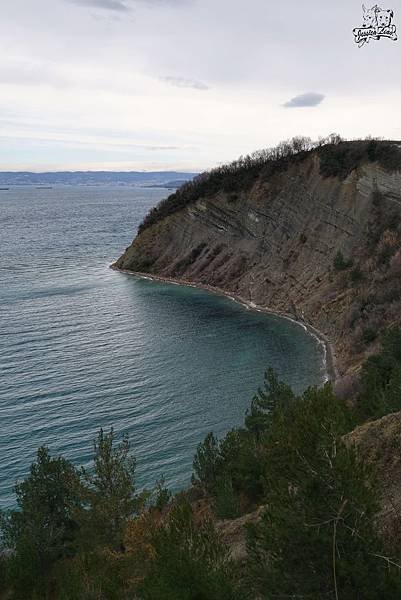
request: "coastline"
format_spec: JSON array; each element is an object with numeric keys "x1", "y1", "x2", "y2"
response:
[{"x1": 110, "y1": 265, "x2": 338, "y2": 384}]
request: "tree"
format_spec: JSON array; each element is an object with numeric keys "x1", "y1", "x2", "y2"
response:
[
  {"x1": 153, "y1": 477, "x2": 172, "y2": 512},
  {"x1": 246, "y1": 385, "x2": 401, "y2": 599},
  {"x1": 0, "y1": 447, "x2": 83, "y2": 596},
  {"x1": 334, "y1": 250, "x2": 353, "y2": 271},
  {"x1": 214, "y1": 474, "x2": 240, "y2": 519},
  {"x1": 357, "y1": 328, "x2": 401, "y2": 420},
  {"x1": 245, "y1": 368, "x2": 295, "y2": 440},
  {"x1": 140, "y1": 501, "x2": 243, "y2": 600},
  {"x1": 192, "y1": 432, "x2": 222, "y2": 493},
  {"x1": 328, "y1": 132, "x2": 343, "y2": 145},
  {"x1": 82, "y1": 428, "x2": 138, "y2": 549}
]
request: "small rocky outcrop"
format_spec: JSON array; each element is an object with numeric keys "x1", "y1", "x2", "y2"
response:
[
  {"x1": 344, "y1": 411, "x2": 401, "y2": 550},
  {"x1": 216, "y1": 506, "x2": 264, "y2": 561}
]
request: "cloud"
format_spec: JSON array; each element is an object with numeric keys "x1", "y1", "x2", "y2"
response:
[
  {"x1": 65, "y1": 0, "x2": 129, "y2": 11},
  {"x1": 65, "y1": 0, "x2": 186, "y2": 10},
  {"x1": 160, "y1": 76, "x2": 209, "y2": 90},
  {"x1": 0, "y1": 61, "x2": 68, "y2": 88},
  {"x1": 148, "y1": 145, "x2": 182, "y2": 150},
  {"x1": 283, "y1": 92, "x2": 325, "y2": 108},
  {"x1": 2, "y1": 0, "x2": 401, "y2": 172},
  {"x1": 135, "y1": 0, "x2": 190, "y2": 5}
]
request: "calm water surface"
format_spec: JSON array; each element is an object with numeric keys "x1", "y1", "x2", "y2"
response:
[{"x1": 0, "y1": 186, "x2": 325, "y2": 508}]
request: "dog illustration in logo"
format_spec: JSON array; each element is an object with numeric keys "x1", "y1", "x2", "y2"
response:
[
  {"x1": 354, "y1": 4, "x2": 397, "y2": 45},
  {"x1": 377, "y1": 8, "x2": 394, "y2": 27},
  {"x1": 362, "y1": 4, "x2": 379, "y2": 27}
]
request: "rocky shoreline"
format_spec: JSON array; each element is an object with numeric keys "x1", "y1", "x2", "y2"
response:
[{"x1": 110, "y1": 264, "x2": 338, "y2": 384}]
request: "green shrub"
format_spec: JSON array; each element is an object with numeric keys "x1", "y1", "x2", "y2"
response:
[
  {"x1": 139, "y1": 501, "x2": 243, "y2": 600},
  {"x1": 0, "y1": 429, "x2": 141, "y2": 598},
  {"x1": 379, "y1": 243, "x2": 395, "y2": 266},
  {"x1": 154, "y1": 477, "x2": 172, "y2": 512},
  {"x1": 0, "y1": 447, "x2": 84, "y2": 597},
  {"x1": 246, "y1": 385, "x2": 401, "y2": 599},
  {"x1": 214, "y1": 475, "x2": 241, "y2": 520},
  {"x1": 372, "y1": 189, "x2": 383, "y2": 206},
  {"x1": 362, "y1": 327, "x2": 377, "y2": 344},
  {"x1": 192, "y1": 432, "x2": 222, "y2": 493},
  {"x1": 80, "y1": 428, "x2": 139, "y2": 550},
  {"x1": 54, "y1": 551, "x2": 126, "y2": 600},
  {"x1": 245, "y1": 368, "x2": 295, "y2": 439},
  {"x1": 351, "y1": 266, "x2": 364, "y2": 283},
  {"x1": 319, "y1": 139, "x2": 401, "y2": 179},
  {"x1": 192, "y1": 369, "x2": 295, "y2": 509},
  {"x1": 334, "y1": 250, "x2": 353, "y2": 271},
  {"x1": 357, "y1": 328, "x2": 401, "y2": 420}
]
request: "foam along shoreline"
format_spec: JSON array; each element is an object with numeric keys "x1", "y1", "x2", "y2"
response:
[{"x1": 110, "y1": 265, "x2": 338, "y2": 384}]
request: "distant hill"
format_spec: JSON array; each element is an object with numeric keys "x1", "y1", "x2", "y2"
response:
[
  {"x1": 142, "y1": 179, "x2": 197, "y2": 189},
  {"x1": 0, "y1": 171, "x2": 198, "y2": 187}
]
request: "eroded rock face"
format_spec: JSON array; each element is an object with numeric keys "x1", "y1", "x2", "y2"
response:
[
  {"x1": 115, "y1": 155, "x2": 401, "y2": 376},
  {"x1": 343, "y1": 412, "x2": 401, "y2": 550},
  {"x1": 216, "y1": 506, "x2": 264, "y2": 562}
]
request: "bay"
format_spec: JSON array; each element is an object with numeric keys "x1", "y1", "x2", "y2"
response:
[{"x1": 0, "y1": 186, "x2": 325, "y2": 508}]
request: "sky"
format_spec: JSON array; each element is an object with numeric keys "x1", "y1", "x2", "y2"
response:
[{"x1": 1, "y1": 0, "x2": 401, "y2": 172}]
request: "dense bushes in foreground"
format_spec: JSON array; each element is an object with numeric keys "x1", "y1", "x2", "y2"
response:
[
  {"x1": 1, "y1": 329, "x2": 401, "y2": 598},
  {"x1": 246, "y1": 386, "x2": 400, "y2": 599},
  {"x1": 138, "y1": 137, "x2": 401, "y2": 234},
  {"x1": 0, "y1": 433, "x2": 242, "y2": 599}
]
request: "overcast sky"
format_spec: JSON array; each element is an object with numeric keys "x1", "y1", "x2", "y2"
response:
[{"x1": 1, "y1": 0, "x2": 401, "y2": 171}]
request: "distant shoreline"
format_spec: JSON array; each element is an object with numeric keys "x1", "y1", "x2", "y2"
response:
[
  {"x1": 0, "y1": 171, "x2": 198, "y2": 188},
  {"x1": 111, "y1": 265, "x2": 338, "y2": 384}
]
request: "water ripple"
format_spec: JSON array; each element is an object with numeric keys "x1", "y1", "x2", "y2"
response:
[{"x1": 0, "y1": 186, "x2": 325, "y2": 508}]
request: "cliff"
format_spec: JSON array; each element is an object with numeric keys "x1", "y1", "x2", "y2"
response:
[{"x1": 114, "y1": 141, "x2": 401, "y2": 379}]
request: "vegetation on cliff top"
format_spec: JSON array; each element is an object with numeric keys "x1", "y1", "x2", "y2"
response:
[
  {"x1": 138, "y1": 136, "x2": 401, "y2": 234},
  {"x1": 1, "y1": 329, "x2": 401, "y2": 598}
]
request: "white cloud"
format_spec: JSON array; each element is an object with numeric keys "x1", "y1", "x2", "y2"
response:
[{"x1": 160, "y1": 76, "x2": 209, "y2": 90}]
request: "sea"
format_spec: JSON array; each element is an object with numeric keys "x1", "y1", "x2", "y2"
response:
[{"x1": 0, "y1": 186, "x2": 326, "y2": 508}]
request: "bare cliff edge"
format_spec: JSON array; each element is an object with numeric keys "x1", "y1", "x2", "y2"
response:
[{"x1": 114, "y1": 144, "x2": 401, "y2": 380}]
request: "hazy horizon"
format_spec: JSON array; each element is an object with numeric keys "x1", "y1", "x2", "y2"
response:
[{"x1": 0, "y1": 168, "x2": 198, "y2": 174}]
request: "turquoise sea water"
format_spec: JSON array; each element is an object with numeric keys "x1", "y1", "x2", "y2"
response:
[{"x1": 0, "y1": 186, "x2": 326, "y2": 508}]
